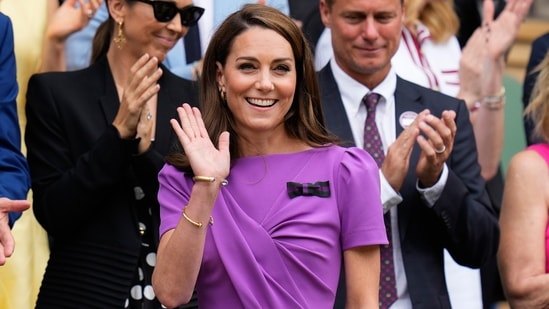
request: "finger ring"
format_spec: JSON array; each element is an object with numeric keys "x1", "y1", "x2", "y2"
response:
[
  {"x1": 435, "y1": 145, "x2": 446, "y2": 154},
  {"x1": 86, "y1": 9, "x2": 94, "y2": 18},
  {"x1": 146, "y1": 112, "x2": 152, "y2": 121}
]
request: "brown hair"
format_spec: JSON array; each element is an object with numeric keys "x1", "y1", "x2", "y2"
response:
[
  {"x1": 91, "y1": 18, "x2": 114, "y2": 63},
  {"x1": 166, "y1": 4, "x2": 337, "y2": 171},
  {"x1": 525, "y1": 52, "x2": 549, "y2": 142},
  {"x1": 91, "y1": 0, "x2": 137, "y2": 63},
  {"x1": 404, "y1": 0, "x2": 459, "y2": 43}
]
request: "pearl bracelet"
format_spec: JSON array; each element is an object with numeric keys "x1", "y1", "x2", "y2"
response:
[
  {"x1": 470, "y1": 87, "x2": 506, "y2": 112},
  {"x1": 481, "y1": 87, "x2": 506, "y2": 111}
]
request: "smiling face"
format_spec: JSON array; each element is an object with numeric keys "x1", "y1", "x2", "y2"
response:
[
  {"x1": 114, "y1": 0, "x2": 192, "y2": 62},
  {"x1": 321, "y1": 0, "x2": 404, "y2": 88},
  {"x1": 216, "y1": 26, "x2": 297, "y2": 138}
]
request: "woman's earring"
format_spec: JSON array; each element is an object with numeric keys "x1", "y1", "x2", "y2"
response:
[
  {"x1": 219, "y1": 87, "x2": 226, "y2": 101},
  {"x1": 113, "y1": 20, "x2": 126, "y2": 49}
]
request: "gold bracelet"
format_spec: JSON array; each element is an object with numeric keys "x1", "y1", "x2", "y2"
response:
[
  {"x1": 182, "y1": 208, "x2": 214, "y2": 228},
  {"x1": 192, "y1": 175, "x2": 229, "y2": 186}
]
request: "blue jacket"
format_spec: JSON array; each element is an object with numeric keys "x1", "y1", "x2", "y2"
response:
[{"x1": 0, "y1": 13, "x2": 31, "y2": 227}]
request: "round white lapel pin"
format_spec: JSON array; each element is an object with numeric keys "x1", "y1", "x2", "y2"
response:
[{"x1": 399, "y1": 111, "x2": 418, "y2": 129}]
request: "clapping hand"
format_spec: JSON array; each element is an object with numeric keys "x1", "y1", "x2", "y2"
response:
[
  {"x1": 415, "y1": 110, "x2": 456, "y2": 187},
  {"x1": 382, "y1": 110, "x2": 427, "y2": 191},
  {"x1": 113, "y1": 54, "x2": 162, "y2": 154}
]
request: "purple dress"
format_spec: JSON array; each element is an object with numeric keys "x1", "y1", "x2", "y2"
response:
[{"x1": 158, "y1": 145, "x2": 388, "y2": 308}]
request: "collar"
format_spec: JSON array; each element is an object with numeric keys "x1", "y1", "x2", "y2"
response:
[{"x1": 329, "y1": 58, "x2": 397, "y2": 114}]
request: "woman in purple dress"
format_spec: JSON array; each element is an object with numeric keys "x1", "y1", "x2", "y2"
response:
[{"x1": 152, "y1": 4, "x2": 387, "y2": 308}]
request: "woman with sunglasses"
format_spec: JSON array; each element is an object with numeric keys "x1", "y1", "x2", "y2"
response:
[
  {"x1": 41, "y1": 0, "x2": 289, "y2": 79},
  {"x1": 152, "y1": 4, "x2": 387, "y2": 308},
  {"x1": 25, "y1": 0, "x2": 203, "y2": 308}
]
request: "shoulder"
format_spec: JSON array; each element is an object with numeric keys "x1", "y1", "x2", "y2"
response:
[
  {"x1": 26, "y1": 63, "x2": 107, "y2": 113},
  {"x1": 28, "y1": 66, "x2": 100, "y2": 99},
  {"x1": 316, "y1": 65, "x2": 339, "y2": 95},
  {"x1": 0, "y1": 12, "x2": 11, "y2": 29},
  {"x1": 508, "y1": 148, "x2": 549, "y2": 181},
  {"x1": 35, "y1": 57, "x2": 113, "y2": 88},
  {"x1": 397, "y1": 76, "x2": 462, "y2": 106},
  {"x1": 532, "y1": 32, "x2": 549, "y2": 49},
  {"x1": 160, "y1": 66, "x2": 199, "y2": 102},
  {"x1": 161, "y1": 65, "x2": 195, "y2": 87},
  {"x1": 158, "y1": 163, "x2": 186, "y2": 184},
  {"x1": 317, "y1": 64, "x2": 332, "y2": 80},
  {"x1": 320, "y1": 145, "x2": 378, "y2": 174},
  {"x1": 0, "y1": 14, "x2": 13, "y2": 53},
  {"x1": 506, "y1": 148, "x2": 549, "y2": 205}
]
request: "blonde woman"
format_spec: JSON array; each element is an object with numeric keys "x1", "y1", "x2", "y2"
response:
[{"x1": 498, "y1": 50, "x2": 549, "y2": 309}]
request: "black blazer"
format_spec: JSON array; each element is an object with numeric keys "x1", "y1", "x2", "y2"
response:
[
  {"x1": 25, "y1": 57, "x2": 198, "y2": 308},
  {"x1": 318, "y1": 65, "x2": 499, "y2": 309}
]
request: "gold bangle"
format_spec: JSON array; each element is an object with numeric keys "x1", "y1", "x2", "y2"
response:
[
  {"x1": 192, "y1": 175, "x2": 229, "y2": 186},
  {"x1": 182, "y1": 208, "x2": 214, "y2": 228}
]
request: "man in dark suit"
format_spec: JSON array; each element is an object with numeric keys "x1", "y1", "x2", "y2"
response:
[
  {"x1": 317, "y1": 0, "x2": 499, "y2": 308},
  {"x1": 0, "y1": 12, "x2": 31, "y2": 266}
]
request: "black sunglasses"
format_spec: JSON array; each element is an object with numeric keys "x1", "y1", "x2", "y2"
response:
[{"x1": 133, "y1": 0, "x2": 205, "y2": 27}]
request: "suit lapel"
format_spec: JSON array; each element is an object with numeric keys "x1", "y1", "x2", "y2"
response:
[
  {"x1": 318, "y1": 65, "x2": 356, "y2": 147},
  {"x1": 394, "y1": 77, "x2": 428, "y2": 241},
  {"x1": 97, "y1": 58, "x2": 121, "y2": 127},
  {"x1": 154, "y1": 67, "x2": 183, "y2": 155}
]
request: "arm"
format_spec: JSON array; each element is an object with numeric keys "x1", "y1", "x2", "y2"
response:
[
  {"x1": 153, "y1": 178, "x2": 220, "y2": 308},
  {"x1": 498, "y1": 150, "x2": 549, "y2": 308},
  {"x1": 40, "y1": 0, "x2": 103, "y2": 72},
  {"x1": 0, "y1": 13, "x2": 31, "y2": 265},
  {"x1": 459, "y1": 26, "x2": 505, "y2": 181},
  {"x1": 153, "y1": 104, "x2": 231, "y2": 308},
  {"x1": 343, "y1": 245, "x2": 380, "y2": 308},
  {"x1": 458, "y1": 0, "x2": 531, "y2": 180},
  {"x1": 432, "y1": 101, "x2": 499, "y2": 267},
  {"x1": 0, "y1": 14, "x2": 31, "y2": 224},
  {"x1": 25, "y1": 73, "x2": 138, "y2": 235}
]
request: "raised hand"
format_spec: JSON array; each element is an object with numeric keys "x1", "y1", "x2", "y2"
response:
[
  {"x1": 170, "y1": 104, "x2": 230, "y2": 183},
  {"x1": 46, "y1": 0, "x2": 104, "y2": 43},
  {"x1": 486, "y1": 0, "x2": 532, "y2": 60}
]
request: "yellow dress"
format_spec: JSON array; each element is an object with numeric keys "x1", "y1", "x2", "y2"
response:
[{"x1": 0, "y1": 1, "x2": 50, "y2": 308}]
